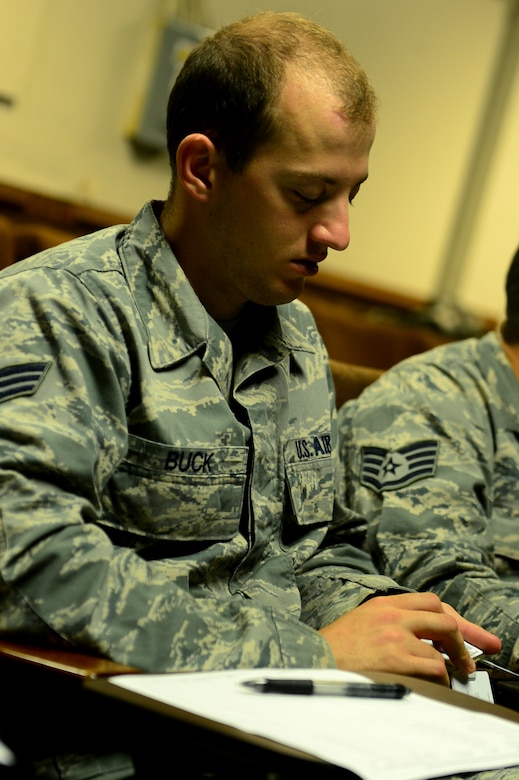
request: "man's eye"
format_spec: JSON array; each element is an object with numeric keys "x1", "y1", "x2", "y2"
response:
[{"x1": 294, "y1": 190, "x2": 325, "y2": 208}]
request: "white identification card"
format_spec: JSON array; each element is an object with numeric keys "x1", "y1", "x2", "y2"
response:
[{"x1": 451, "y1": 670, "x2": 494, "y2": 703}]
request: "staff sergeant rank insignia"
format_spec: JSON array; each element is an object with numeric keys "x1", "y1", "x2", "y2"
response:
[{"x1": 360, "y1": 439, "x2": 439, "y2": 492}]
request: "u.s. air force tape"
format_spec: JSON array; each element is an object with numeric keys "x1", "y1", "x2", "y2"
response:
[{"x1": 359, "y1": 439, "x2": 439, "y2": 492}]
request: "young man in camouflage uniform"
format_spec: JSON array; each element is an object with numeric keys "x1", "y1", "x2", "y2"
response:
[
  {"x1": 0, "y1": 11, "x2": 506, "y2": 779},
  {"x1": 341, "y1": 246, "x2": 519, "y2": 674}
]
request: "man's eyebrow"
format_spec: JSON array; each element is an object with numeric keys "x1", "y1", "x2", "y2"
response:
[{"x1": 289, "y1": 171, "x2": 369, "y2": 187}]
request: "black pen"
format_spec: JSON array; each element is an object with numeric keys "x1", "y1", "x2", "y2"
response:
[{"x1": 241, "y1": 678, "x2": 410, "y2": 698}]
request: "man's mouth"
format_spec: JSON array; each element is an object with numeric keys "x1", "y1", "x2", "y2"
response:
[{"x1": 291, "y1": 259, "x2": 320, "y2": 276}]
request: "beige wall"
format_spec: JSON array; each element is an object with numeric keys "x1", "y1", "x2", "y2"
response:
[{"x1": 0, "y1": 0, "x2": 517, "y2": 320}]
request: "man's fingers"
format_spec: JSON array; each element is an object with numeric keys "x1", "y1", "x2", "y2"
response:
[
  {"x1": 389, "y1": 602, "x2": 475, "y2": 674},
  {"x1": 413, "y1": 618, "x2": 475, "y2": 673},
  {"x1": 442, "y1": 602, "x2": 502, "y2": 656},
  {"x1": 388, "y1": 634, "x2": 451, "y2": 685}
]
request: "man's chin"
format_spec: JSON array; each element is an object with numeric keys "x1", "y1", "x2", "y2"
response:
[{"x1": 267, "y1": 279, "x2": 307, "y2": 306}]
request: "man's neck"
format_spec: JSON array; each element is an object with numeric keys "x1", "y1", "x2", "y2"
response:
[{"x1": 159, "y1": 196, "x2": 245, "y2": 322}]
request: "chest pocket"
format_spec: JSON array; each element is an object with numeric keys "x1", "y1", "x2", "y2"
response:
[
  {"x1": 101, "y1": 434, "x2": 248, "y2": 541},
  {"x1": 284, "y1": 433, "x2": 334, "y2": 526}
]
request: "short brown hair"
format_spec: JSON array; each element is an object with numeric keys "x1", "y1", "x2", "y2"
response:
[{"x1": 166, "y1": 11, "x2": 377, "y2": 177}]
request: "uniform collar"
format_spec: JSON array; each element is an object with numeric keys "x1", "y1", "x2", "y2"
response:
[{"x1": 119, "y1": 201, "x2": 316, "y2": 375}]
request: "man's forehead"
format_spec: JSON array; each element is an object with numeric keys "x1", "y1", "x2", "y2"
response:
[
  {"x1": 280, "y1": 68, "x2": 343, "y2": 119},
  {"x1": 275, "y1": 70, "x2": 375, "y2": 152},
  {"x1": 264, "y1": 111, "x2": 374, "y2": 181}
]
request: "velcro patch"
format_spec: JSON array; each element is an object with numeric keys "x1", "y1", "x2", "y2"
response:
[
  {"x1": 360, "y1": 439, "x2": 439, "y2": 492},
  {"x1": 285, "y1": 433, "x2": 332, "y2": 463},
  {"x1": 0, "y1": 362, "x2": 51, "y2": 403}
]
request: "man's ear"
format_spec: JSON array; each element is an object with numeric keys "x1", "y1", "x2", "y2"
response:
[{"x1": 176, "y1": 133, "x2": 217, "y2": 202}]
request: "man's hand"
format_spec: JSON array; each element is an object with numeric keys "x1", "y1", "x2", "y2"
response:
[
  {"x1": 318, "y1": 592, "x2": 501, "y2": 686},
  {"x1": 441, "y1": 601, "x2": 501, "y2": 658}
]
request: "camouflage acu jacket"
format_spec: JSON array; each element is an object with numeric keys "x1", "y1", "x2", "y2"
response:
[
  {"x1": 339, "y1": 331, "x2": 519, "y2": 669},
  {"x1": 0, "y1": 201, "x2": 401, "y2": 673}
]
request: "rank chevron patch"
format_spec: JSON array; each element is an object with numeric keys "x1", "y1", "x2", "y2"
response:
[
  {"x1": 360, "y1": 439, "x2": 439, "y2": 492},
  {"x1": 0, "y1": 362, "x2": 51, "y2": 403}
]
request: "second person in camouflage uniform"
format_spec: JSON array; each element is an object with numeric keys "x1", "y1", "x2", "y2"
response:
[{"x1": 340, "y1": 246, "x2": 519, "y2": 671}]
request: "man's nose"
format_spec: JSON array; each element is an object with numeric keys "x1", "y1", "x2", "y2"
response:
[{"x1": 309, "y1": 203, "x2": 350, "y2": 252}]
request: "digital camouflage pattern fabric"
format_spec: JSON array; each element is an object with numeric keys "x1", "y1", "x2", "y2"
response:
[
  {"x1": 340, "y1": 332, "x2": 519, "y2": 670},
  {"x1": 0, "y1": 201, "x2": 404, "y2": 674}
]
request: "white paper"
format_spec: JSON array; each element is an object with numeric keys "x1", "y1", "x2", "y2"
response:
[{"x1": 109, "y1": 668, "x2": 519, "y2": 780}]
